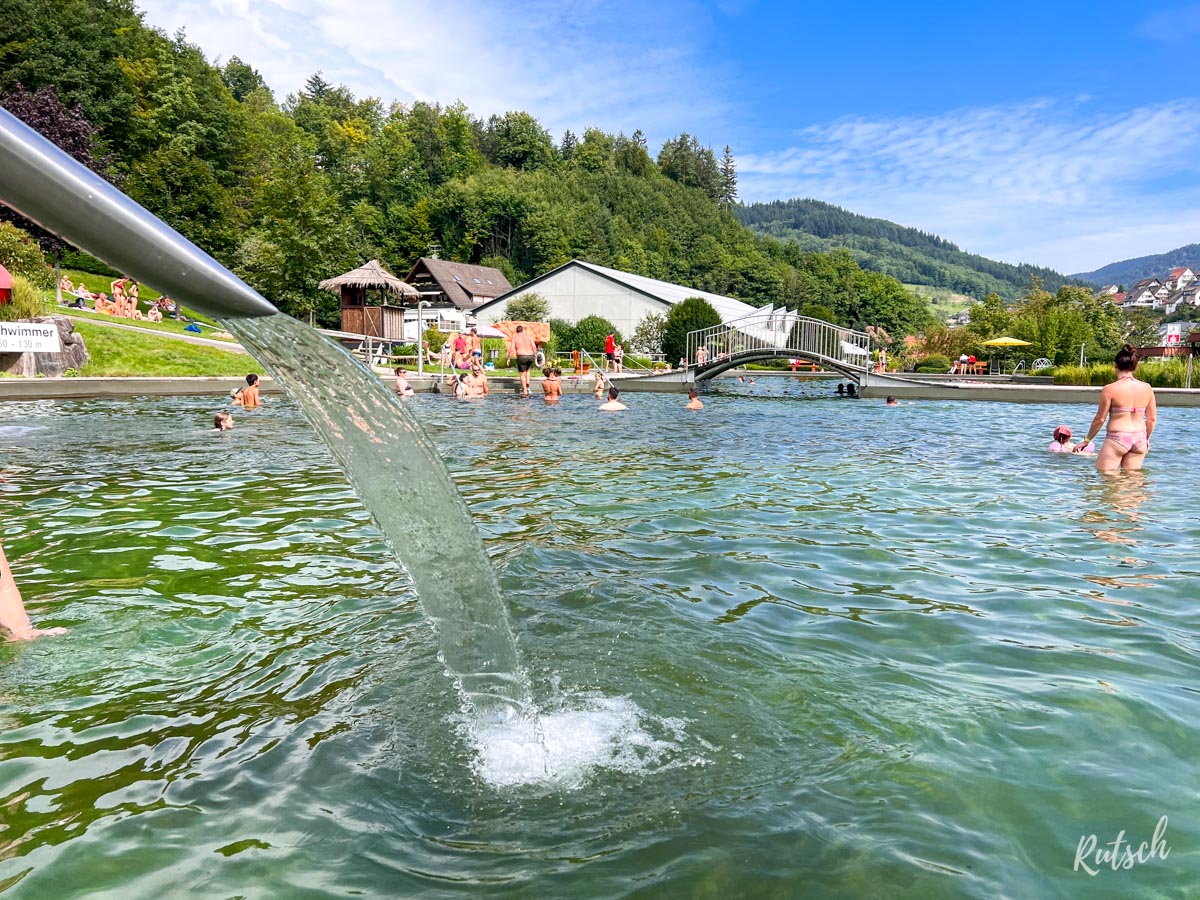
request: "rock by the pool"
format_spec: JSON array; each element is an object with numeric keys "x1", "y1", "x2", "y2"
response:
[{"x1": 0, "y1": 315, "x2": 89, "y2": 377}]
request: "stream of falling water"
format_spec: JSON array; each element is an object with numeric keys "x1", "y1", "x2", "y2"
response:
[{"x1": 226, "y1": 314, "x2": 541, "y2": 749}]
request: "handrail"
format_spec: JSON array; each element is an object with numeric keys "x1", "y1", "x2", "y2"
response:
[{"x1": 686, "y1": 309, "x2": 872, "y2": 372}]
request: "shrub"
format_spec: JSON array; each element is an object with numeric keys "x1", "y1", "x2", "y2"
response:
[
  {"x1": 0, "y1": 275, "x2": 49, "y2": 321},
  {"x1": 549, "y1": 318, "x2": 576, "y2": 351},
  {"x1": 0, "y1": 222, "x2": 53, "y2": 290},
  {"x1": 662, "y1": 297, "x2": 721, "y2": 363},
  {"x1": 1052, "y1": 361, "x2": 1188, "y2": 388},
  {"x1": 423, "y1": 327, "x2": 447, "y2": 353},
  {"x1": 572, "y1": 315, "x2": 622, "y2": 354},
  {"x1": 915, "y1": 353, "x2": 951, "y2": 373}
]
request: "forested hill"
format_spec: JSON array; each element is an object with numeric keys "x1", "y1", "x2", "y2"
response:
[
  {"x1": 738, "y1": 198, "x2": 1079, "y2": 300},
  {"x1": 1071, "y1": 243, "x2": 1200, "y2": 287},
  {"x1": 0, "y1": 0, "x2": 934, "y2": 337}
]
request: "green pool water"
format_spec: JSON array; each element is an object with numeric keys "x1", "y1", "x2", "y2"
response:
[{"x1": 1, "y1": 384, "x2": 1197, "y2": 897}]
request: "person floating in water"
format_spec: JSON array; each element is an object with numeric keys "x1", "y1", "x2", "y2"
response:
[
  {"x1": 0, "y1": 543, "x2": 66, "y2": 641},
  {"x1": 686, "y1": 389, "x2": 703, "y2": 410},
  {"x1": 1076, "y1": 344, "x2": 1157, "y2": 472},
  {"x1": 599, "y1": 385, "x2": 627, "y2": 410},
  {"x1": 213, "y1": 411, "x2": 234, "y2": 431},
  {"x1": 230, "y1": 373, "x2": 262, "y2": 409},
  {"x1": 885, "y1": 396, "x2": 898, "y2": 406},
  {"x1": 1048, "y1": 425, "x2": 1092, "y2": 453}
]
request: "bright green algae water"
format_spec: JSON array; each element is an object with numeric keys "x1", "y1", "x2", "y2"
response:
[{"x1": 2, "y1": 383, "x2": 1198, "y2": 897}]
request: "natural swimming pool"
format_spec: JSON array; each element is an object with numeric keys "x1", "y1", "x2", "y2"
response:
[{"x1": 2, "y1": 384, "x2": 1197, "y2": 897}]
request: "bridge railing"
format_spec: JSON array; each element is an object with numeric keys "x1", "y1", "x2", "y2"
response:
[{"x1": 685, "y1": 309, "x2": 872, "y2": 371}]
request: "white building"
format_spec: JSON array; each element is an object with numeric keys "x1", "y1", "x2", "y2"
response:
[{"x1": 473, "y1": 260, "x2": 758, "y2": 339}]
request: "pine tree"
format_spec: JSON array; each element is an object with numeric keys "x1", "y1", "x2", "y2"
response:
[
  {"x1": 719, "y1": 144, "x2": 738, "y2": 210},
  {"x1": 560, "y1": 129, "x2": 577, "y2": 161}
]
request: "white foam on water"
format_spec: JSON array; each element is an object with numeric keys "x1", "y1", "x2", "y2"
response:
[{"x1": 464, "y1": 693, "x2": 693, "y2": 789}]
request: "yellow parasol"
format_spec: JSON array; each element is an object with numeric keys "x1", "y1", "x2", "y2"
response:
[{"x1": 981, "y1": 337, "x2": 1032, "y2": 347}]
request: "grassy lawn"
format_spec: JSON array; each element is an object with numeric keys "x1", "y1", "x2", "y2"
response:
[
  {"x1": 53, "y1": 269, "x2": 221, "y2": 326},
  {"x1": 62, "y1": 306, "x2": 237, "y2": 341},
  {"x1": 75, "y1": 321, "x2": 262, "y2": 377}
]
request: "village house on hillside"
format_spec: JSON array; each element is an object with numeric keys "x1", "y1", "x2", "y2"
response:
[
  {"x1": 404, "y1": 258, "x2": 512, "y2": 311},
  {"x1": 1166, "y1": 267, "x2": 1195, "y2": 292},
  {"x1": 475, "y1": 259, "x2": 758, "y2": 339},
  {"x1": 1105, "y1": 266, "x2": 1200, "y2": 313}
]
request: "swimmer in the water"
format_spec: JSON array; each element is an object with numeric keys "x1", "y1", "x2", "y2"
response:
[
  {"x1": 0, "y1": 543, "x2": 66, "y2": 641},
  {"x1": 599, "y1": 385, "x2": 627, "y2": 411},
  {"x1": 686, "y1": 389, "x2": 703, "y2": 410},
  {"x1": 213, "y1": 411, "x2": 234, "y2": 431}
]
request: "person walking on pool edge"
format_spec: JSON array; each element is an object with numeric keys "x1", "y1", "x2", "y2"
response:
[
  {"x1": 0, "y1": 543, "x2": 66, "y2": 641},
  {"x1": 604, "y1": 332, "x2": 616, "y2": 371},
  {"x1": 512, "y1": 325, "x2": 538, "y2": 398}
]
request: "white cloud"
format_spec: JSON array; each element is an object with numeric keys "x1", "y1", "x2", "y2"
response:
[
  {"x1": 136, "y1": 0, "x2": 730, "y2": 146},
  {"x1": 738, "y1": 99, "x2": 1200, "y2": 273},
  {"x1": 1135, "y1": 3, "x2": 1200, "y2": 43}
]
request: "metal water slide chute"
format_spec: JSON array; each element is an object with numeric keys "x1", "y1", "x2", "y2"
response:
[{"x1": 0, "y1": 107, "x2": 276, "y2": 320}]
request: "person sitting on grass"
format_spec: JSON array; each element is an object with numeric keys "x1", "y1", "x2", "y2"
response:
[
  {"x1": 1, "y1": 543, "x2": 66, "y2": 642},
  {"x1": 146, "y1": 306, "x2": 163, "y2": 323}
]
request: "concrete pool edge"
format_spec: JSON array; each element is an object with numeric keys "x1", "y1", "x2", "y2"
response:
[{"x1": 4, "y1": 372, "x2": 1200, "y2": 406}]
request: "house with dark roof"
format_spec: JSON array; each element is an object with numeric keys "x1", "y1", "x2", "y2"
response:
[
  {"x1": 472, "y1": 259, "x2": 758, "y2": 339},
  {"x1": 404, "y1": 258, "x2": 512, "y2": 311}
]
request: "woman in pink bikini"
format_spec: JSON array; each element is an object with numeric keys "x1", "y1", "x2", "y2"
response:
[{"x1": 1075, "y1": 344, "x2": 1157, "y2": 472}]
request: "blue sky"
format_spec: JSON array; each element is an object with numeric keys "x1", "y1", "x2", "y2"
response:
[{"x1": 138, "y1": 0, "x2": 1200, "y2": 274}]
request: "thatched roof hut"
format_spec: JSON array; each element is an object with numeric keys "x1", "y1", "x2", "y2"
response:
[
  {"x1": 319, "y1": 259, "x2": 419, "y2": 300},
  {"x1": 322, "y1": 260, "x2": 420, "y2": 340}
]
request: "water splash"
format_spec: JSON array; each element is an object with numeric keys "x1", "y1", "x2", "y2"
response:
[
  {"x1": 464, "y1": 693, "x2": 694, "y2": 789},
  {"x1": 226, "y1": 314, "x2": 534, "y2": 728}
]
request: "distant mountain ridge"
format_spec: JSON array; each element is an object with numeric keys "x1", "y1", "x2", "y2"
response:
[
  {"x1": 1071, "y1": 244, "x2": 1200, "y2": 288},
  {"x1": 737, "y1": 198, "x2": 1081, "y2": 300}
]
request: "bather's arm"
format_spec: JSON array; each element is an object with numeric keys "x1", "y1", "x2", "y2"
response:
[{"x1": 0, "y1": 544, "x2": 66, "y2": 641}]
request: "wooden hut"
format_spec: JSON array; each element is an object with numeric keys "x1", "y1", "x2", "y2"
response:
[{"x1": 320, "y1": 260, "x2": 420, "y2": 340}]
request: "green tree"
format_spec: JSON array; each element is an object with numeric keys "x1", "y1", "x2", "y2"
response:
[
  {"x1": 559, "y1": 129, "x2": 577, "y2": 161},
  {"x1": 0, "y1": 222, "x2": 53, "y2": 289},
  {"x1": 504, "y1": 291, "x2": 551, "y2": 322},
  {"x1": 719, "y1": 144, "x2": 737, "y2": 210},
  {"x1": 573, "y1": 315, "x2": 622, "y2": 353},
  {"x1": 221, "y1": 56, "x2": 270, "y2": 102},
  {"x1": 967, "y1": 292, "x2": 1013, "y2": 339},
  {"x1": 482, "y1": 111, "x2": 556, "y2": 171},
  {"x1": 662, "y1": 296, "x2": 721, "y2": 363},
  {"x1": 799, "y1": 302, "x2": 837, "y2": 323},
  {"x1": 657, "y1": 133, "x2": 720, "y2": 201},
  {"x1": 630, "y1": 311, "x2": 666, "y2": 355}
]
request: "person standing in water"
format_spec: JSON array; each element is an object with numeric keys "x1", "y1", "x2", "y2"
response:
[
  {"x1": 1075, "y1": 344, "x2": 1157, "y2": 472},
  {"x1": 1, "y1": 543, "x2": 66, "y2": 641},
  {"x1": 599, "y1": 385, "x2": 627, "y2": 410},
  {"x1": 685, "y1": 389, "x2": 703, "y2": 410},
  {"x1": 542, "y1": 366, "x2": 562, "y2": 402},
  {"x1": 231, "y1": 373, "x2": 262, "y2": 409},
  {"x1": 512, "y1": 325, "x2": 538, "y2": 398}
]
